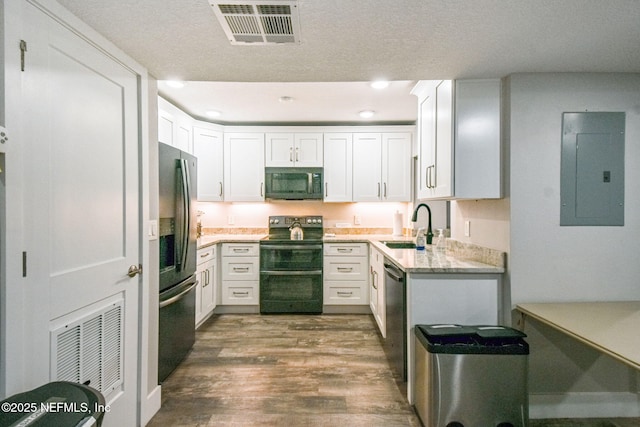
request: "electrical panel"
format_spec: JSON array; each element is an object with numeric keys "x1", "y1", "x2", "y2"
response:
[{"x1": 560, "y1": 112, "x2": 625, "y2": 226}]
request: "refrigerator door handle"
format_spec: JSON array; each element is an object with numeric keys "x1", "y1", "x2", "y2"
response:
[
  {"x1": 159, "y1": 274, "x2": 197, "y2": 308},
  {"x1": 178, "y1": 158, "x2": 191, "y2": 271}
]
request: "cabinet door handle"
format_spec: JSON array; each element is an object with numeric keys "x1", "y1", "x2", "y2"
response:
[
  {"x1": 200, "y1": 252, "x2": 211, "y2": 259},
  {"x1": 325, "y1": 182, "x2": 328, "y2": 197},
  {"x1": 337, "y1": 267, "x2": 353, "y2": 272},
  {"x1": 337, "y1": 291, "x2": 353, "y2": 296},
  {"x1": 377, "y1": 182, "x2": 381, "y2": 197},
  {"x1": 233, "y1": 266, "x2": 250, "y2": 272},
  {"x1": 295, "y1": 147, "x2": 299, "y2": 162},
  {"x1": 432, "y1": 164, "x2": 436, "y2": 188},
  {"x1": 260, "y1": 182, "x2": 264, "y2": 197},
  {"x1": 383, "y1": 182, "x2": 387, "y2": 198},
  {"x1": 336, "y1": 248, "x2": 353, "y2": 253},
  {"x1": 232, "y1": 248, "x2": 250, "y2": 253},
  {"x1": 289, "y1": 147, "x2": 293, "y2": 162},
  {"x1": 219, "y1": 181, "x2": 223, "y2": 197}
]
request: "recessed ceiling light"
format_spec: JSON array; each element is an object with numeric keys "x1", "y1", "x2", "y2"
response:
[
  {"x1": 165, "y1": 80, "x2": 185, "y2": 89},
  {"x1": 279, "y1": 96, "x2": 294, "y2": 103},
  {"x1": 359, "y1": 110, "x2": 375, "y2": 119},
  {"x1": 205, "y1": 110, "x2": 221, "y2": 118},
  {"x1": 370, "y1": 80, "x2": 390, "y2": 90}
]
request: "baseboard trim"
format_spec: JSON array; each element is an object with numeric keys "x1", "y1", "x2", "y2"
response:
[
  {"x1": 529, "y1": 392, "x2": 640, "y2": 419},
  {"x1": 140, "y1": 384, "x2": 162, "y2": 426}
]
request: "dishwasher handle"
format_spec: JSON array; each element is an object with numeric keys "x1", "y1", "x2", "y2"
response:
[{"x1": 383, "y1": 263, "x2": 404, "y2": 282}]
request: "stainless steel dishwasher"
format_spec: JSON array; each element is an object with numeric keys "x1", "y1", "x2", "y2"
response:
[{"x1": 383, "y1": 260, "x2": 407, "y2": 384}]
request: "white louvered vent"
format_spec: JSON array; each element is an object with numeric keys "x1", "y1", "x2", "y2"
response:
[
  {"x1": 209, "y1": 0, "x2": 301, "y2": 45},
  {"x1": 51, "y1": 300, "x2": 123, "y2": 395}
]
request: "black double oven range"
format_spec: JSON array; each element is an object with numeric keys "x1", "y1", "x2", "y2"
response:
[{"x1": 260, "y1": 216, "x2": 323, "y2": 314}]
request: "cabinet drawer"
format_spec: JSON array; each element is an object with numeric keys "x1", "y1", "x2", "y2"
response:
[
  {"x1": 222, "y1": 257, "x2": 259, "y2": 280},
  {"x1": 324, "y1": 282, "x2": 366, "y2": 305},
  {"x1": 221, "y1": 243, "x2": 259, "y2": 256},
  {"x1": 221, "y1": 282, "x2": 258, "y2": 305},
  {"x1": 323, "y1": 258, "x2": 367, "y2": 281},
  {"x1": 197, "y1": 246, "x2": 215, "y2": 266},
  {"x1": 324, "y1": 243, "x2": 367, "y2": 257}
]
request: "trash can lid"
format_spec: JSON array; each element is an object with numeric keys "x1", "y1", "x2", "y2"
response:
[
  {"x1": 415, "y1": 324, "x2": 529, "y2": 355},
  {"x1": 473, "y1": 325, "x2": 527, "y2": 339},
  {"x1": 0, "y1": 381, "x2": 106, "y2": 427}
]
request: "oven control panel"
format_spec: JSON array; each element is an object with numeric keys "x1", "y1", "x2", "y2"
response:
[{"x1": 268, "y1": 216, "x2": 323, "y2": 228}]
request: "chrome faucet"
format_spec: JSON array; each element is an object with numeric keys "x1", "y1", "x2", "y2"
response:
[{"x1": 411, "y1": 203, "x2": 434, "y2": 245}]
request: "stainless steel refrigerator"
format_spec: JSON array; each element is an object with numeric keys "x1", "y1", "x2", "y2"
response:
[{"x1": 158, "y1": 142, "x2": 198, "y2": 382}]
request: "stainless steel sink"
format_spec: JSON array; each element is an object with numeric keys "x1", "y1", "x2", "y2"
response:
[{"x1": 381, "y1": 241, "x2": 416, "y2": 249}]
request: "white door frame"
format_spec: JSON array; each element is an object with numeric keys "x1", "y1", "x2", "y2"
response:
[{"x1": 0, "y1": 0, "x2": 159, "y2": 424}]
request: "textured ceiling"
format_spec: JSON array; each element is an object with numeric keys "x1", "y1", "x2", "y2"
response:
[{"x1": 56, "y1": 0, "x2": 640, "y2": 123}]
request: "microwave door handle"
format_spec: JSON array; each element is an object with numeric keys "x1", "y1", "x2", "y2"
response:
[
  {"x1": 178, "y1": 158, "x2": 190, "y2": 270},
  {"x1": 308, "y1": 173, "x2": 313, "y2": 194}
]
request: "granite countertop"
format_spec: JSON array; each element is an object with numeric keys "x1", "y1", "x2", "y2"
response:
[{"x1": 368, "y1": 240, "x2": 504, "y2": 274}]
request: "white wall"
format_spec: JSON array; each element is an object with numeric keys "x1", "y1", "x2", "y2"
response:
[
  {"x1": 506, "y1": 73, "x2": 640, "y2": 418},
  {"x1": 197, "y1": 199, "x2": 449, "y2": 234},
  {"x1": 508, "y1": 73, "x2": 640, "y2": 304}
]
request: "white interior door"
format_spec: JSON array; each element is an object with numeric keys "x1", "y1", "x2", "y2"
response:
[{"x1": 21, "y1": 3, "x2": 140, "y2": 426}]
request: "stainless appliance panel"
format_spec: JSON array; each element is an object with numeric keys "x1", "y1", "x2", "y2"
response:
[
  {"x1": 159, "y1": 143, "x2": 198, "y2": 292},
  {"x1": 158, "y1": 274, "x2": 196, "y2": 382},
  {"x1": 383, "y1": 261, "x2": 407, "y2": 383},
  {"x1": 264, "y1": 167, "x2": 323, "y2": 200},
  {"x1": 260, "y1": 271, "x2": 323, "y2": 314},
  {"x1": 158, "y1": 142, "x2": 198, "y2": 382},
  {"x1": 260, "y1": 243, "x2": 323, "y2": 271}
]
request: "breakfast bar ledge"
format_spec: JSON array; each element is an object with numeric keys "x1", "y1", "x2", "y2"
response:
[{"x1": 515, "y1": 301, "x2": 640, "y2": 370}]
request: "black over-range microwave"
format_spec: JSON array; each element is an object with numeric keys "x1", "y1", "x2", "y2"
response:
[{"x1": 264, "y1": 167, "x2": 323, "y2": 200}]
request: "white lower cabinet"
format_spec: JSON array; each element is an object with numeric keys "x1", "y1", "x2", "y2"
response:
[
  {"x1": 323, "y1": 243, "x2": 369, "y2": 305},
  {"x1": 369, "y1": 245, "x2": 386, "y2": 337},
  {"x1": 221, "y1": 243, "x2": 259, "y2": 305},
  {"x1": 406, "y1": 273, "x2": 501, "y2": 404},
  {"x1": 196, "y1": 245, "x2": 217, "y2": 326}
]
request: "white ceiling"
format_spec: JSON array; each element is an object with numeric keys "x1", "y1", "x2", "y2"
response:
[{"x1": 57, "y1": 0, "x2": 640, "y2": 124}]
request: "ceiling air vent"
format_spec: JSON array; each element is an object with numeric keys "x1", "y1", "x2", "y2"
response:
[{"x1": 209, "y1": 0, "x2": 301, "y2": 45}]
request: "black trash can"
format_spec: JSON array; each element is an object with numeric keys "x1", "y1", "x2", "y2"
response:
[
  {"x1": 0, "y1": 381, "x2": 106, "y2": 427},
  {"x1": 414, "y1": 324, "x2": 529, "y2": 427}
]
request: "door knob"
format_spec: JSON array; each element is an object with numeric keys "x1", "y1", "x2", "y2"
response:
[{"x1": 127, "y1": 264, "x2": 143, "y2": 278}]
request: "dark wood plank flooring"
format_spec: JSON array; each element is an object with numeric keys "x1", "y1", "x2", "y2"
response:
[
  {"x1": 149, "y1": 314, "x2": 420, "y2": 426},
  {"x1": 148, "y1": 314, "x2": 639, "y2": 427}
]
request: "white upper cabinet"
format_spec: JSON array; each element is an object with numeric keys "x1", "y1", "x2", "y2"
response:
[
  {"x1": 412, "y1": 79, "x2": 502, "y2": 200},
  {"x1": 382, "y1": 133, "x2": 412, "y2": 201},
  {"x1": 353, "y1": 134, "x2": 383, "y2": 201},
  {"x1": 265, "y1": 132, "x2": 323, "y2": 167},
  {"x1": 193, "y1": 126, "x2": 224, "y2": 202},
  {"x1": 158, "y1": 97, "x2": 194, "y2": 153},
  {"x1": 323, "y1": 133, "x2": 353, "y2": 202},
  {"x1": 454, "y1": 79, "x2": 502, "y2": 199},
  {"x1": 353, "y1": 133, "x2": 412, "y2": 202},
  {"x1": 224, "y1": 133, "x2": 265, "y2": 201}
]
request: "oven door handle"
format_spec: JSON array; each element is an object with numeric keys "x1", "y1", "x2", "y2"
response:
[
  {"x1": 261, "y1": 270, "x2": 323, "y2": 276},
  {"x1": 261, "y1": 244, "x2": 323, "y2": 251}
]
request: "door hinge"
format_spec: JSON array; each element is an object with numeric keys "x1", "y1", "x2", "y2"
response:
[
  {"x1": 22, "y1": 251, "x2": 27, "y2": 277},
  {"x1": 20, "y1": 40, "x2": 27, "y2": 72}
]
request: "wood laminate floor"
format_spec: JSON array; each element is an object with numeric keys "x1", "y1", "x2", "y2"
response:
[{"x1": 148, "y1": 314, "x2": 639, "y2": 427}]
